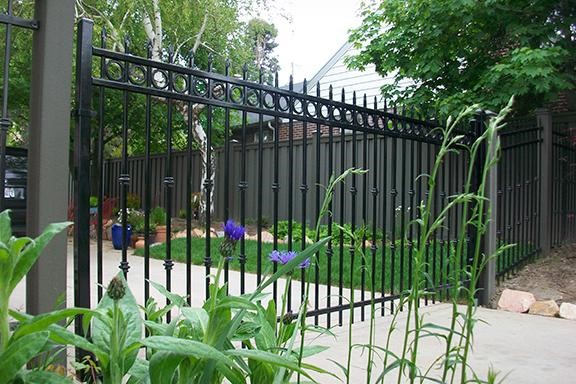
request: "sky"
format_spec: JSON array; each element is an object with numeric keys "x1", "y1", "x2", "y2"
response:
[{"x1": 262, "y1": 0, "x2": 364, "y2": 85}]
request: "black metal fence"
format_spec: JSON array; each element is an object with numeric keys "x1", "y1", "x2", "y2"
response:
[
  {"x1": 552, "y1": 117, "x2": 576, "y2": 246},
  {"x1": 496, "y1": 116, "x2": 542, "y2": 276},
  {"x1": 73, "y1": 19, "x2": 480, "y2": 327},
  {"x1": 0, "y1": 1, "x2": 37, "y2": 224},
  {"x1": 495, "y1": 112, "x2": 576, "y2": 277},
  {"x1": 103, "y1": 135, "x2": 442, "y2": 228},
  {"x1": 72, "y1": 18, "x2": 576, "y2": 331}
]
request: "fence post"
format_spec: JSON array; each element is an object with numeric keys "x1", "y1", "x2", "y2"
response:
[
  {"x1": 479, "y1": 112, "x2": 498, "y2": 305},
  {"x1": 73, "y1": 19, "x2": 94, "y2": 339},
  {"x1": 26, "y1": 0, "x2": 75, "y2": 317},
  {"x1": 536, "y1": 108, "x2": 552, "y2": 255}
]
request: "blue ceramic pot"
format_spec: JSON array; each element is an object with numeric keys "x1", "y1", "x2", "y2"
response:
[{"x1": 111, "y1": 223, "x2": 132, "y2": 250}]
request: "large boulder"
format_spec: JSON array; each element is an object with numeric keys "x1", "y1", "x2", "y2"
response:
[
  {"x1": 497, "y1": 289, "x2": 536, "y2": 313},
  {"x1": 559, "y1": 302, "x2": 576, "y2": 320},
  {"x1": 528, "y1": 300, "x2": 559, "y2": 317}
]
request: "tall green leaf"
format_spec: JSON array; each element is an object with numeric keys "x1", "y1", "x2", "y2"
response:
[
  {"x1": 12, "y1": 308, "x2": 93, "y2": 340},
  {"x1": 0, "y1": 210, "x2": 12, "y2": 244},
  {"x1": 0, "y1": 331, "x2": 49, "y2": 384},
  {"x1": 148, "y1": 351, "x2": 184, "y2": 384},
  {"x1": 9, "y1": 222, "x2": 71, "y2": 293},
  {"x1": 92, "y1": 273, "x2": 142, "y2": 377},
  {"x1": 143, "y1": 336, "x2": 234, "y2": 365}
]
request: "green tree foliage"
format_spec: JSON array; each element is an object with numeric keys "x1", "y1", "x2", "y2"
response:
[
  {"x1": 348, "y1": 0, "x2": 575, "y2": 114},
  {"x1": 1, "y1": 1, "x2": 34, "y2": 147},
  {"x1": 246, "y1": 18, "x2": 279, "y2": 83},
  {"x1": 75, "y1": 0, "x2": 280, "y2": 157},
  {"x1": 2, "y1": 1, "x2": 279, "y2": 151}
]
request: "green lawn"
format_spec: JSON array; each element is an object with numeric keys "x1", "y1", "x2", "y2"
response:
[{"x1": 134, "y1": 237, "x2": 465, "y2": 294}]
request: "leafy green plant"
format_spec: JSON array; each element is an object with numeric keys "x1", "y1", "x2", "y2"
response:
[
  {"x1": 127, "y1": 210, "x2": 145, "y2": 234},
  {"x1": 0, "y1": 210, "x2": 95, "y2": 383},
  {"x1": 150, "y1": 206, "x2": 167, "y2": 227},
  {"x1": 90, "y1": 196, "x2": 99, "y2": 208},
  {"x1": 126, "y1": 193, "x2": 141, "y2": 210},
  {"x1": 135, "y1": 241, "x2": 332, "y2": 383},
  {"x1": 91, "y1": 274, "x2": 144, "y2": 383},
  {"x1": 276, "y1": 220, "x2": 381, "y2": 244}
]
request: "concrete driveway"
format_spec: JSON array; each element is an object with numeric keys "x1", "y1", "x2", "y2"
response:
[{"x1": 10, "y1": 239, "x2": 576, "y2": 383}]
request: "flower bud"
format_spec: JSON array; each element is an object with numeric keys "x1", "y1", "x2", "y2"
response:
[
  {"x1": 282, "y1": 311, "x2": 296, "y2": 325},
  {"x1": 218, "y1": 238, "x2": 236, "y2": 260},
  {"x1": 107, "y1": 276, "x2": 126, "y2": 301}
]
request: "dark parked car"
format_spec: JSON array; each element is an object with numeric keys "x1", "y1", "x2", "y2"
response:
[{"x1": 3, "y1": 147, "x2": 27, "y2": 235}]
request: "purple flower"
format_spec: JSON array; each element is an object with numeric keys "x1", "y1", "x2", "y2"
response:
[
  {"x1": 269, "y1": 250, "x2": 282, "y2": 263},
  {"x1": 269, "y1": 250, "x2": 310, "y2": 269},
  {"x1": 223, "y1": 219, "x2": 245, "y2": 242},
  {"x1": 219, "y1": 219, "x2": 245, "y2": 259}
]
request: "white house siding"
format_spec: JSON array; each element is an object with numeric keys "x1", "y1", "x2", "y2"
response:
[{"x1": 306, "y1": 43, "x2": 412, "y2": 109}]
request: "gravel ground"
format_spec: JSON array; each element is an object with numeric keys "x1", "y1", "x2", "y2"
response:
[{"x1": 490, "y1": 242, "x2": 576, "y2": 307}]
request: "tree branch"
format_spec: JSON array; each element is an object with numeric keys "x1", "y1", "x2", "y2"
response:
[{"x1": 192, "y1": 13, "x2": 209, "y2": 54}]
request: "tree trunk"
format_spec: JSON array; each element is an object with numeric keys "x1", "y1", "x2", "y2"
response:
[{"x1": 180, "y1": 104, "x2": 215, "y2": 221}]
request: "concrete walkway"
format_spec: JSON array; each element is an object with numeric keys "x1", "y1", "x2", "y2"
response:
[
  {"x1": 304, "y1": 303, "x2": 576, "y2": 383},
  {"x1": 10, "y1": 239, "x2": 576, "y2": 383}
]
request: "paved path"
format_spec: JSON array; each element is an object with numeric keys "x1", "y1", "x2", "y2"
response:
[
  {"x1": 10, "y1": 239, "x2": 576, "y2": 383},
  {"x1": 304, "y1": 303, "x2": 576, "y2": 383}
]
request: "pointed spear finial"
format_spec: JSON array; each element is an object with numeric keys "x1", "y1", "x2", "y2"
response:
[
  {"x1": 146, "y1": 40, "x2": 153, "y2": 59},
  {"x1": 101, "y1": 26, "x2": 107, "y2": 49},
  {"x1": 242, "y1": 63, "x2": 248, "y2": 80},
  {"x1": 329, "y1": 84, "x2": 333, "y2": 100},
  {"x1": 274, "y1": 71, "x2": 279, "y2": 87},
  {"x1": 167, "y1": 45, "x2": 174, "y2": 63},
  {"x1": 303, "y1": 78, "x2": 308, "y2": 93},
  {"x1": 208, "y1": 54, "x2": 214, "y2": 71},
  {"x1": 188, "y1": 50, "x2": 195, "y2": 68},
  {"x1": 225, "y1": 58, "x2": 231, "y2": 76},
  {"x1": 123, "y1": 34, "x2": 130, "y2": 53}
]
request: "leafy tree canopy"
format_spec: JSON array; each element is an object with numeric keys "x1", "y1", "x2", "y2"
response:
[
  {"x1": 76, "y1": 0, "x2": 263, "y2": 74},
  {"x1": 246, "y1": 18, "x2": 279, "y2": 81},
  {"x1": 348, "y1": 0, "x2": 575, "y2": 115},
  {"x1": 4, "y1": 1, "x2": 280, "y2": 151}
]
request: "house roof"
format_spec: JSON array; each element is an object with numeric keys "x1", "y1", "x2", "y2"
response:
[
  {"x1": 245, "y1": 42, "x2": 411, "y2": 124},
  {"x1": 306, "y1": 42, "x2": 353, "y2": 92}
]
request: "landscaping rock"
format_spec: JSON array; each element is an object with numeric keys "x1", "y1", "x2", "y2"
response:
[
  {"x1": 528, "y1": 300, "x2": 559, "y2": 317},
  {"x1": 559, "y1": 302, "x2": 576, "y2": 320},
  {"x1": 497, "y1": 289, "x2": 536, "y2": 313},
  {"x1": 261, "y1": 230, "x2": 274, "y2": 243},
  {"x1": 191, "y1": 228, "x2": 204, "y2": 238},
  {"x1": 174, "y1": 229, "x2": 189, "y2": 239}
]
